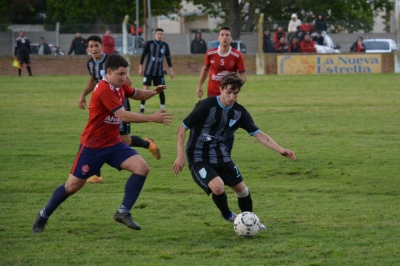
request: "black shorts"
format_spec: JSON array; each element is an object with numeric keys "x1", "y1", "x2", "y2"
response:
[
  {"x1": 119, "y1": 122, "x2": 130, "y2": 135},
  {"x1": 120, "y1": 98, "x2": 131, "y2": 135},
  {"x1": 142, "y1": 75, "x2": 165, "y2": 86},
  {"x1": 189, "y1": 161, "x2": 243, "y2": 195},
  {"x1": 18, "y1": 53, "x2": 31, "y2": 64}
]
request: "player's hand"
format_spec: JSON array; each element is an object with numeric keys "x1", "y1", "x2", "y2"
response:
[
  {"x1": 152, "y1": 109, "x2": 172, "y2": 125},
  {"x1": 196, "y1": 86, "x2": 203, "y2": 99},
  {"x1": 281, "y1": 149, "x2": 296, "y2": 161},
  {"x1": 173, "y1": 156, "x2": 185, "y2": 175},
  {"x1": 78, "y1": 97, "x2": 86, "y2": 110},
  {"x1": 169, "y1": 69, "x2": 175, "y2": 80},
  {"x1": 138, "y1": 65, "x2": 143, "y2": 76},
  {"x1": 153, "y1": 85, "x2": 166, "y2": 94}
]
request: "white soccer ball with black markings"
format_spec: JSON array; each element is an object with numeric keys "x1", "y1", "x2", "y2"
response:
[{"x1": 233, "y1": 212, "x2": 261, "y2": 237}]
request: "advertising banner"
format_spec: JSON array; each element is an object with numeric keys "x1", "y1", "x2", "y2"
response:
[{"x1": 277, "y1": 54, "x2": 382, "y2": 75}]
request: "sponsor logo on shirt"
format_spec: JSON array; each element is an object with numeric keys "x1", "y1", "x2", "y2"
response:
[
  {"x1": 104, "y1": 115, "x2": 121, "y2": 124},
  {"x1": 211, "y1": 70, "x2": 230, "y2": 81}
]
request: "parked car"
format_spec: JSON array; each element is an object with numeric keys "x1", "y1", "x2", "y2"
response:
[
  {"x1": 207, "y1": 40, "x2": 248, "y2": 54},
  {"x1": 30, "y1": 43, "x2": 65, "y2": 56},
  {"x1": 363, "y1": 39, "x2": 398, "y2": 53},
  {"x1": 114, "y1": 35, "x2": 145, "y2": 55}
]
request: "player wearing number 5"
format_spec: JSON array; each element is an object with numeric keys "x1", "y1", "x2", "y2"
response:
[
  {"x1": 174, "y1": 73, "x2": 296, "y2": 227},
  {"x1": 196, "y1": 26, "x2": 247, "y2": 99}
]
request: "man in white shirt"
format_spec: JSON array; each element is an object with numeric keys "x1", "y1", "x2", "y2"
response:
[{"x1": 288, "y1": 13, "x2": 302, "y2": 43}]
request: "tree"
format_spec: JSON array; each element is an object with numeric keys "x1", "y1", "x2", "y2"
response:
[{"x1": 188, "y1": 0, "x2": 395, "y2": 39}]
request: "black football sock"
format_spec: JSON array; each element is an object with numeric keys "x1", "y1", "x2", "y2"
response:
[
  {"x1": 159, "y1": 91, "x2": 165, "y2": 105},
  {"x1": 212, "y1": 192, "x2": 231, "y2": 218},
  {"x1": 18, "y1": 69, "x2": 21, "y2": 76},
  {"x1": 131, "y1": 136, "x2": 149, "y2": 148},
  {"x1": 27, "y1": 66, "x2": 32, "y2": 76},
  {"x1": 238, "y1": 192, "x2": 253, "y2": 212}
]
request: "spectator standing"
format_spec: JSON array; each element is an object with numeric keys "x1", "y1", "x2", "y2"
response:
[
  {"x1": 290, "y1": 37, "x2": 301, "y2": 53},
  {"x1": 300, "y1": 33, "x2": 317, "y2": 53},
  {"x1": 131, "y1": 21, "x2": 143, "y2": 36},
  {"x1": 314, "y1": 13, "x2": 328, "y2": 33},
  {"x1": 273, "y1": 26, "x2": 286, "y2": 45},
  {"x1": 191, "y1": 31, "x2": 207, "y2": 54},
  {"x1": 139, "y1": 28, "x2": 174, "y2": 113},
  {"x1": 14, "y1": 30, "x2": 33, "y2": 77},
  {"x1": 275, "y1": 36, "x2": 290, "y2": 53},
  {"x1": 68, "y1": 32, "x2": 87, "y2": 55},
  {"x1": 38, "y1": 37, "x2": 52, "y2": 55},
  {"x1": 312, "y1": 31, "x2": 325, "y2": 45},
  {"x1": 288, "y1": 14, "x2": 302, "y2": 42},
  {"x1": 262, "y1": 30, "x2": 276, "y2": 53},
  {"x1": 102, "y1": 30, "x2": 115, "y2": 54},
  {"x1": 350, "y1": 36, "x2": 366, "y2": 52}
]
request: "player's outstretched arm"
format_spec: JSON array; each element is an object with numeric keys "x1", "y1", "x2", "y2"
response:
[
  {"x1": 131, "y1": 85, "x2": 166, "y2": 100},
  {"x1": 173, "y1": 125, "x2": 187, "y2": 175},
  {"x1": 114, "y1": 108, "x2": 172, "y2": 125},
  {"x1": 253, "y1": 131, "x2": 296, "y2": 161}
]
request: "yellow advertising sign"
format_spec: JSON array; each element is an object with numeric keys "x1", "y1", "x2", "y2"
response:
[{"x1": 277, "y1": 54, "x2": 382, "y2": 75}]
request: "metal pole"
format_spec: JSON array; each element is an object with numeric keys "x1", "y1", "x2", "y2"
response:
[
  {"x1": 256, "y1": 13, "x2": 265, "y2": 75},
  {"x1": 136, "y1": 0, "x2": 139, "y2": 53},
  {"x1": 147, "y1": 0, "x2": 152, "y2": 40},
  {"x1": 396, "y1": 0, "x2": 400, "y2": 73},
  {"x1": 122, "y1": 15, "x2": 129, "y2": 55}
]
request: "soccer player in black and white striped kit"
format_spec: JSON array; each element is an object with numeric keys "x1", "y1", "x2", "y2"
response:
[
  {"x1": 173, "y1": 72, "x2": 296, "y2": 229},
  {"x1": 139, "y1": 28, "x2": 174, "y2": 113}
]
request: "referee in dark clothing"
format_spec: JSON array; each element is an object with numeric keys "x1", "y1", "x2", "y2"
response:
[
  {"x1": 14, "y1": 30, "x2": 33, "y2": 77},
  {"x1": 138, "y1": 28, "x2": 174, "y2": 113}
]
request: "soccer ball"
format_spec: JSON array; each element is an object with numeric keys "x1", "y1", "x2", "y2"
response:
[{"x1": 233, "y1": 212, "x2": 261, "y2": 237}]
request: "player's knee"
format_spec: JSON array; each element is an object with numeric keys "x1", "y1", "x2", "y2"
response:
[
  {"x1": 209, "y1": 178, "x2": 225, "y2": 195},
  {"x1": 234, "y1": 186, "x2": 249, "y2": 198}
]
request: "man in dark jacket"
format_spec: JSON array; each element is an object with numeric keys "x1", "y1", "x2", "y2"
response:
[
  {"x1": 314, "y1": 14, "x2": 327, "y2": 33},
  {"x1": 68, "y1": 32, "x2": 87, "y2": 55},
  {"x1": 262, "y1": 30, "x2": 276, "y2": 53},
  {"x1": 39, "y1": 37, "x2": 52, "y2": 55},
  {"x1": 191, "y1": 32, "x2": 207, "y2": 54}
]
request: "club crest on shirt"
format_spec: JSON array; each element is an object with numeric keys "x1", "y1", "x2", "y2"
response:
[
  {"x1": 229, "y1": 119, "x2": 237, "y2": 127},
  {"x1": 160, "y1": 48, "x2": 164, "y2": 54},
  {"x1": 100, "y1": 69, "x2": 105, "y2": 77},
  {"x1": 199, "y1": 167, "x2": 207, "y2": 179}
]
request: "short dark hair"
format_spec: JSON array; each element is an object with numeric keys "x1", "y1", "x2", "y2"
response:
[
  {"x1": 220, "y1": 72, "x2": 243, "y2": 91},
  {"x1": 155, "y1": 28, "x2": 164, "y2": 33},
  {"x1": 105, "y1": 54, "x2": 129, "y2": 70},
  {"x1": 219, "y1": 26, "x2": 232, "y2": 33},
  {"x1": 87, "y1": 35, "x2": 102, "y2": 45}
]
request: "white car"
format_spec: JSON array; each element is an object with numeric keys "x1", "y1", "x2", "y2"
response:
[{"x1": 363, "y1": 39, "x2": 398, "y2": 53}]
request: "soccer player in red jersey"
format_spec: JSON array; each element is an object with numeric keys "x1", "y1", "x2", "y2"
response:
[
  {"x1": 32, "y1": 54, "x2": 172, "y2": 233},
  {"x1": 196, "y1": 27, "x2": 247, "y2": 99}
]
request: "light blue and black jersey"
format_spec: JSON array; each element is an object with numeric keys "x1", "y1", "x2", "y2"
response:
[
  {"x1": 140, "y1": 40, "x2": 172, "y2": 76},
  {"x1": 182, "y1": 96, "x2": 260, "y2": 164}
]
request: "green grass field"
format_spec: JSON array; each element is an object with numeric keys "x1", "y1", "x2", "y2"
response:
[{"x1": 1, "y1": 73, "x2": 399, "y2": 265}]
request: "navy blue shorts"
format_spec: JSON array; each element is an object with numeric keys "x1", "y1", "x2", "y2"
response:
[
  {"x1": 71, "y1": 142, "x2": 138, "y2": 179},
  {"x1": 143, "y1": 75, "x2": 165, "y2": 86},
  {"x1": 188, "y1": 161, "x2": 243, "y2": 195}
]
